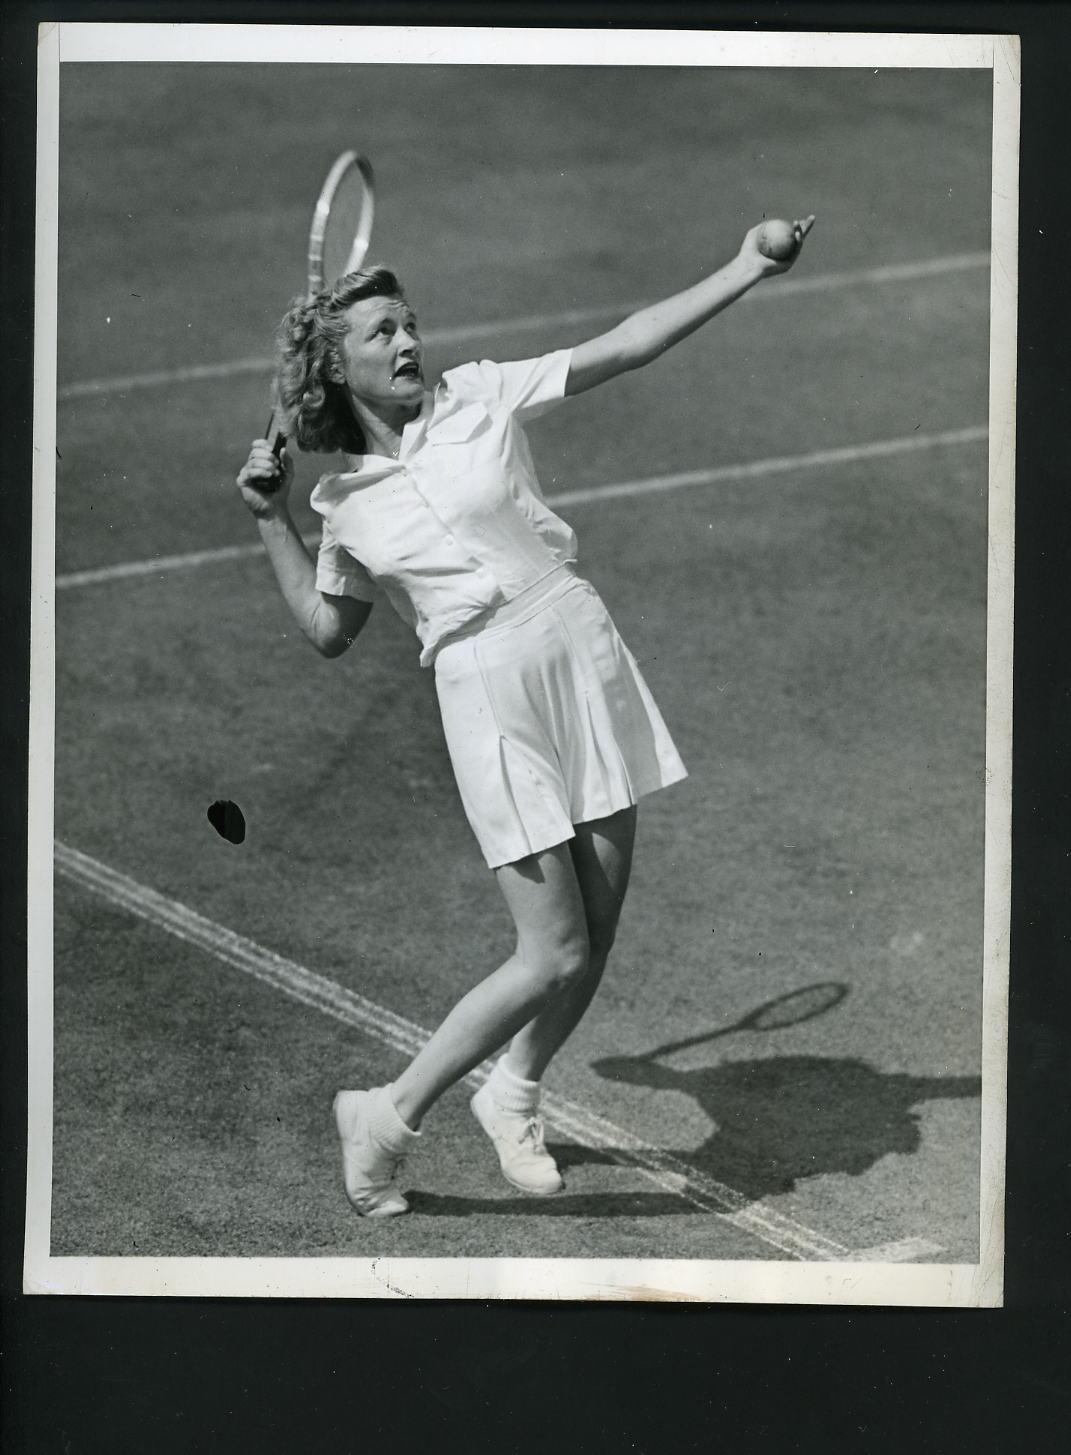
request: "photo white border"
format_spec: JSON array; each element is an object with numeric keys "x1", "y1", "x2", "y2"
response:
[{"x1": 26, "y1": 22, "x2": 1018, "y2": 1305}]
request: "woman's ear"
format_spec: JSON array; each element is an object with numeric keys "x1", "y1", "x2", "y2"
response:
[{"x1": 326, "y1": 349, "x2": 346, "y2": 386}]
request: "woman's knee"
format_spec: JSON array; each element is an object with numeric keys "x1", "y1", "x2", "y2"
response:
[{"x1": 517, "y1": 927, "x2": 591, "y2": 996}]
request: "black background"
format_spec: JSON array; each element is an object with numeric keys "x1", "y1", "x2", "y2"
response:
[{"x1": 2, "y1": 3, "x2": 1068, "y2": 1450}]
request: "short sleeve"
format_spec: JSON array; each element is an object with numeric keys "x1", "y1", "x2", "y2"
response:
[
  {"x1": 451, "y1": 349, "x2": 573, "y2": 423},
  {"x1": 314, "y1": 521, "x2": 378, "y2": 601}
]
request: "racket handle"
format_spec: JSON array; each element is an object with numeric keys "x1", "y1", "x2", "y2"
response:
[
  {"x1": 253, "y1": 412, "x2": 287, "y2": 494},
  {"x1": 265, "y1": 412, "x2": 287, "y2": 459}
]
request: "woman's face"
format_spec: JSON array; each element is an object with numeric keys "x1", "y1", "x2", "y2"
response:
[{"x1": 337, "y1": 295, "x2": 424, "y2": 411}]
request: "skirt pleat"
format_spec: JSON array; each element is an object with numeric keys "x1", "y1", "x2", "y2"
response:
[{"x1": 433, "y1": 569, "x2": 687, "y2": 868}]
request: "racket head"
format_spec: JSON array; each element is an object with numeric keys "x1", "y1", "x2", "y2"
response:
[
  {"x1": 745, "y1": 981, "x2": 848, "y2": 1032},
  {"x1": 306, "y1": 151, "x2": 376, "y2": 299},
  {"x1": 643, "y1": 982, "x2": 849, "y2": 1060}
]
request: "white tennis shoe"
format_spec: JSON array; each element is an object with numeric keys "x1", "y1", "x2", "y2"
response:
[
  {"x1": 471, "y1": 1081, "x2": 564, "y2": 1196},
  {"x1": 333, "y1": 1089, "x2": 411, "y2": 1218}
]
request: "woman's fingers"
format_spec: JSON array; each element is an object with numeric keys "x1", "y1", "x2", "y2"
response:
[
  {"x1": 743, "y1": 214, "x2": 815, "y2": 274},
  {"x1": 238, "y1": 440, "x2": 287, "y2": 483},
  {"x1": 238, "y1": 462, "x2": 279, "y2": 485}
]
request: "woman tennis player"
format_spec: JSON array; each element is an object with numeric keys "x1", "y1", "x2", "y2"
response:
[{"x1": 236, "y1": 214, "x2": 815, "y2": 1216}]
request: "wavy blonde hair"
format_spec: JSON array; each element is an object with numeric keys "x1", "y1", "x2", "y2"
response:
[{"x1": 272, "y1": 266, "x2": 406, "y2": 454}]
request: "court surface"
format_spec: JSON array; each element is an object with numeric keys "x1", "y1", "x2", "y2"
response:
[{"x1": 48, "y1": 61, "x2": 993, "y2": 1264}]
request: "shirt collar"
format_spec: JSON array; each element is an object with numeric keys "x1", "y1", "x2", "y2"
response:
[
  {"x1": 310, "y1": 390, "x2": 435, "y2": 507},
  {"x1": 397, "y1": 389, "x2": 434, "y2": 459},
  {"x1": 337, "y1": 390, "x2": 434, "y2": 473}
]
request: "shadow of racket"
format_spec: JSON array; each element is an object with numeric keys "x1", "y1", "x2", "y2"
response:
[{"x1": 642, "y1": 981, "x2": 849, "y2": 1061}]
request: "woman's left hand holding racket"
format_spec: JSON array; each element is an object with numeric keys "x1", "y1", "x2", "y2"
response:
[{"x1": 236, "y1": 437, "x2": 294, "y2": 517}]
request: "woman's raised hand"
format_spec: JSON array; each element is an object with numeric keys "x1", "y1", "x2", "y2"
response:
[
  {"x1": 740, "y1": 215, "x2": 816, "y2": 278},
  {"x1": 236, "y1": 438, "x2": 294, "y2": 517}
]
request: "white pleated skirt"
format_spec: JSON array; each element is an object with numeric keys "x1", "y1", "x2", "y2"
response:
[{"x1": 433, "y1": 566, "x2": 688, "y2": 868}]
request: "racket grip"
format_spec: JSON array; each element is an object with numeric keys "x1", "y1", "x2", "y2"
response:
[
  {"x1": 253, "y1": 412, "x2": 287, "y2": 494},
  {"x1": 265, "y1": 412, "x2": 287, "y2": 459}
]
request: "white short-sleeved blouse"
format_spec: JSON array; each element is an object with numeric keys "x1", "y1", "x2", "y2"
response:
[{"x1": 311, "y1": 349, "x2": 578, "y2": 667}]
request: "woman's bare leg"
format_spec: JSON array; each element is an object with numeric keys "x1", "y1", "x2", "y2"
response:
[
  {"x1": 388, "y1": 839, "x2": 590, "y2": 1129},
  {"x1": 504, "y1": 806, "x2": 637, "y2": 1083}
]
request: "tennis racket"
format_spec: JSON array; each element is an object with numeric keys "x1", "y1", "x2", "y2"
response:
[
  {"x1": 642, "y1": 982, "x2": 848, "y2": 1062},
  {"x1": 265, "y1": 150, "x2": 376, "y2": 458}
]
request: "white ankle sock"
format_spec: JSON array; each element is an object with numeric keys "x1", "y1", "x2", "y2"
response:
[
  {"x1": 371, "y1": 1086, "x2": 422, "y2": 1150},
  {"x1": 487, "y1": 1058, "x2": 541, "y2": 1115}
]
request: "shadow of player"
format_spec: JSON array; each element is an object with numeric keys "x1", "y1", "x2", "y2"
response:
[{"x1": 587, "y1": 1048, "x2": 980, "y2": 1202}]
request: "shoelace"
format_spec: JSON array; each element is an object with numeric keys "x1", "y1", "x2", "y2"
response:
[{"x1": 518, "y1": 1117, "x2": 547, "y2": 1151}]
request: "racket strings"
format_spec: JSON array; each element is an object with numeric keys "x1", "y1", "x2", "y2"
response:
[
  {"x1": 322, "y1": 196, "x2": 368, "y2": 285},
  {"x1": 311, "y1": 155, "x2": 375, "y2": 297}
]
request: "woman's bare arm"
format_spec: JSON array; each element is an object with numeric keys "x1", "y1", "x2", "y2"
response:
[
  {"x1": 565, "y1": 216, "x2": 815, "y2": 397},
  {"x1": 236, "y1": 440, "x2": 372, "y2": 658}
]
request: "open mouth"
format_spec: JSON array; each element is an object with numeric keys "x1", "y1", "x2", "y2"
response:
[{"x1": 393, "y1": 361, "x2": 422, "y2": 380}]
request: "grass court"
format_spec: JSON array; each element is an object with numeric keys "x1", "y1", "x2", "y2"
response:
[{"x1": 47, "y1": 59, "x2": 994, "y2": 1269}]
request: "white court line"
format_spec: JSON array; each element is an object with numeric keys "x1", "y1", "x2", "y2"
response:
[
  {"x1": 55, "y1": 424, "x2": 988, "y2": 592},
  {"x1": 54, "y1": 839, "x2": 942, "y2": 1262},
  {"x1": 56, "y1": 252, "x2": 990, "y2": 403}
]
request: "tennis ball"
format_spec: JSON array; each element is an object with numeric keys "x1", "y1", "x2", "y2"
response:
[{"x1": 758, "y1": 219, "x2": 799, "y2": 261}]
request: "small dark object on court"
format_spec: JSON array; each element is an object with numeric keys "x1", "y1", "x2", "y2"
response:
[{"x1": 207, "y1": 799, "x2": 246, "y2": 845}]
